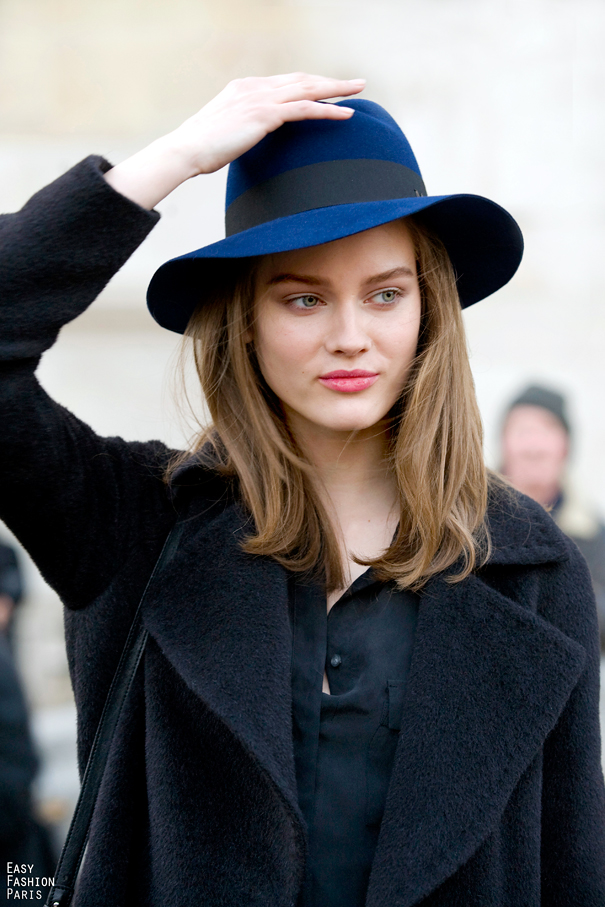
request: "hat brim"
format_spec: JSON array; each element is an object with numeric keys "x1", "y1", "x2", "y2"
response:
[{"x1": 147, "y1": 193, "x2": 523, "y2": 334}]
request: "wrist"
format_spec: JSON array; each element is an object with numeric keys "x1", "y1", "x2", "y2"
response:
[
  {"x1": 104, "y1": 134, "x2": 200, "y2": 210},
  {"x1": 145, "y1": 132, "x2": 201, "y2": 183}
]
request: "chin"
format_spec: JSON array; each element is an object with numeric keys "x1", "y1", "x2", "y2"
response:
[
  {"x1": 315, "y1": 411, "x2": 387, "y2": 434},
  {"x1": 286, "y1": 399, "x2": 392, "y2": 437}
]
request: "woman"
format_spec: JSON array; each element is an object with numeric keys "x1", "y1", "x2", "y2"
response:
[{"x1": 1, "y1": 74, "x2": 603, "y2": 906}]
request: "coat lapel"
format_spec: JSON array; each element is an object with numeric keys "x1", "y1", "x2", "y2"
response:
[
  {"x1": 366, "y1": 567, "x2": 586, "y2": 907},
  {"x1": 139, "y1": 495, "x2": 301, "y2": 826}
]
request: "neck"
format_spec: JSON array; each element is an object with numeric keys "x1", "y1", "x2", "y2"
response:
[
  {"x1": 286, "y1": 415, "x2": 401, "y2": 598},
  {"x1": 287, "y1": 415, "x2": 397, "y2": 514}
]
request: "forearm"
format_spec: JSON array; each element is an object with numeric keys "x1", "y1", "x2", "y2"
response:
[
  {"x1": 0, "y1": 155, "x2": 159, "y2": 361},
  {"x1": 0, "y1": 158, "x2": 167, "y2": 604}
]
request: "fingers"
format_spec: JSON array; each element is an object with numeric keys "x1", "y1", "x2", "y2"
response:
[
  {"x1": 229, "y1": 73, "x2": 365, "y2": 104},
  {"x1": 172, "y1": 73, "x2": 366, "y2": 178},
  {"x1": 218, "y1": 73, "x2": 364, "y2": 131},
  {"x1": 258, "y1": 72, "x2": 365, "y2": 95},
  {"x1": 278, "y1": 100, "x2": 357, "y2": 124},
  {"x1": 237, "y1": 73, "x2": 365, "y2": 127},
  {"x1": 273, "y1": 76, "x2": 366, "y2": 105}
]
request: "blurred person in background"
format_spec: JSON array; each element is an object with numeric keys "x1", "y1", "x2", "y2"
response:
[
  {"x1": 0, "y1": 539, "x2": 56, "y2": 898},
  {"x1": 501, "y1": 384, "x2": 605, "y2": 649}
]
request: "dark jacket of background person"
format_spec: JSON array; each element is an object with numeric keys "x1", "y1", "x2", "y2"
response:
[
  {"x1": 0, "y1": 538, "x2": 24, "y2": 651},
  {"x1": 0, "y1": 542, "x2": 32, "y2": 836},
  {"x1": 0, "y1": 543, "x2": 56, "y2": 896},
  {"x1": 0, "y1": 635, "x2": 55, "y2": 897},
  {"x1": 0, "y1": 157, "x2": 603, "y2": 906},
  {"x1": 0, "y1": 541, "x2": 23, "y2": 607},
  {"x1": 554, "y1": 490, "x2": 605, "y2": 649}
]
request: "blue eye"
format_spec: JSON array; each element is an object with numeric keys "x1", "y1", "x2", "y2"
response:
[
  {"x1": 291, "y1": 295, "x2": 320, "y2": 308},
  {"x1": 372, "y1": 289, "x2": 400, "y2": 304}
]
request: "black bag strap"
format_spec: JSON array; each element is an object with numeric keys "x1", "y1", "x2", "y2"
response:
[{"x1": 46, "y1": 519, "x2": 186, "y2": 907}]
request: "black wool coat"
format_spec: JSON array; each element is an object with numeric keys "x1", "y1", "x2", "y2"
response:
[{"x1": 1, "y1": 157, "x2": 604, "y2": 906}]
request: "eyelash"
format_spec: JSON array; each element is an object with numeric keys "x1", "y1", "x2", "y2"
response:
[{"x1": 286, "y1": 289, "x2": 404, "y2": 310}]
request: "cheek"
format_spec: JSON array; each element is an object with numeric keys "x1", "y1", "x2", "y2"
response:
[
  {"x1": 381, "y1": 312, "x2": 421, "y2": 374},
  {"x1": 254, "y1": 319, "x2": 315, "y2": 395},
  {"x1": 256, "y1": 310, "x2": 319, "y2": 362},
  {"x1": 503, "y1": 434, "x2": 535, "y2": 459},
  {"x1": 550, "y1": 435, "x2": 569, "y2": 461}
]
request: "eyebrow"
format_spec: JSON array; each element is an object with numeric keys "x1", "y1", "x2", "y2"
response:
[
  {"x1": 364, "y1": 266, "x2": 415, "y2": 284},
  {"x1": 265, "y1": 265, "x2": 415, "y2": 287},
  {"x1": 267, "y1": 272, "x2": 325, "y2": 286}
]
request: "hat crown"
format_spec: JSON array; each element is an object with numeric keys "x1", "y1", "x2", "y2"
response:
[{"x1": 226, "y1": 99, "x2": 424, "y2": 207}]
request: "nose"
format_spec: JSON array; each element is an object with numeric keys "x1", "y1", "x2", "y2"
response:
[{"x1": 324, "y1": 299, "x2": 371, "y2": 356}]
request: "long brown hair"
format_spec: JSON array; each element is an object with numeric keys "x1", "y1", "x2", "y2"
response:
[{"x1": 169, "y1": 217, "x2": 491, "y2": 591}]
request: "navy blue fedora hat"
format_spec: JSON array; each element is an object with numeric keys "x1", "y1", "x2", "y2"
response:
[{"x1": 147, "y1": 99, "x2": 524, "y2": 334}]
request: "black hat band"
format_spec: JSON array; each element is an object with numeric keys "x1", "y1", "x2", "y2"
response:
[{"x1": 225, "y1": 158, "x2": 427, "y2": 236}]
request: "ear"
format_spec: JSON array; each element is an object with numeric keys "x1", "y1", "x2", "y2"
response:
[{"x1": 243, "y1": 326, "x2": 254, "y2": 344}]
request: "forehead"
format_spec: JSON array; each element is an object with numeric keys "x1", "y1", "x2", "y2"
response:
[
  {"x1": 504, "y1": 405, "x2": 567, "y2": 435},
  {"x1": 256, "y1": 219, "x2": 416, "y2": 283}
]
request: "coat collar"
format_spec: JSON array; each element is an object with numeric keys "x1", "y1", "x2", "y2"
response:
[
  {"x1": 155, "y1": 467, "x2": 582, "y2": 905},
  {"x1": 483, "y1": 483, "x2": 569, "y2": 566}
]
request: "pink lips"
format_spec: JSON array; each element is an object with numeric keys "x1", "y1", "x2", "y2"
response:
[{"x1": 318, "y1": 369, "x2": 379, "y2": 392}]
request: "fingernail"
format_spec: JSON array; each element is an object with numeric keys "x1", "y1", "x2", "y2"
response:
[
  {"x1": 340, "y1": 107, "x2": 355, "y2": 114},
  {"x1": 350, "y1": 78, "x2": 366, "y2": 84}
]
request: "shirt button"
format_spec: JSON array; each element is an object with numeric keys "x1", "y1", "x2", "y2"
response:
[{"x1": 330, "y1": 654, "x2": 342, "y2": 668}]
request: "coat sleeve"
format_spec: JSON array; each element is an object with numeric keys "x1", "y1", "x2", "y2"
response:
[
  {"x1": 539, "y1": 539, "x2": 605, "y2": 903},
  {"x1": 0, "y1": 156, "x2": 172, "y2": 609}
]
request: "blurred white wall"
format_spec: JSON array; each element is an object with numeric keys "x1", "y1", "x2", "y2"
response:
[{"x1": 1, "y1": 0, "x2": 604, "y2": 716}]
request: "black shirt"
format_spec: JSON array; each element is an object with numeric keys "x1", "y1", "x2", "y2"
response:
[{"x1": 289, "y1": 571, "x2": 419, "y2": 907}]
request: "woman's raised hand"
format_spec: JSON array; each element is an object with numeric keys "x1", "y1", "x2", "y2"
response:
[
  {"x1": 174, "y1": 74, "x2": 365, "y2": 175},
  {"x1": 104, "y1": 74, "x2": 365, "y2": 210}
]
